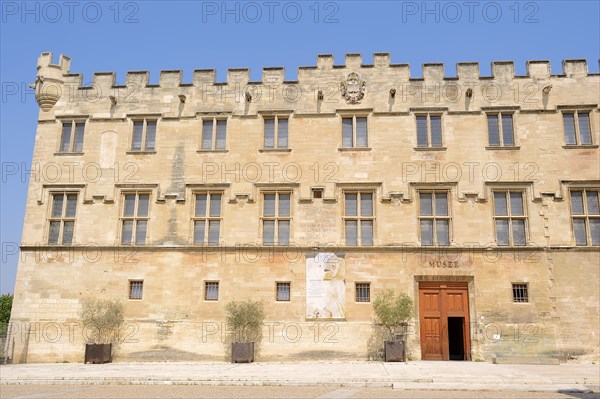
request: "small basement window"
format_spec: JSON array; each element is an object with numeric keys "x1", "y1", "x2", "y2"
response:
[
  {"x1": 355, "y1": 283, "x2": 371, "y2": 302},
  {"x1": 512, "y1": 283, "x2": 528, "y2": 303},
  {"x1": 129, "y1": 280, "x2": 143, "y2": 300},
  {"x1": 205, "y1": 281, "x2": 219, "y2": 301},
  {"x1": 276, "y1": 282, "x2": 291, "y2": 301}
]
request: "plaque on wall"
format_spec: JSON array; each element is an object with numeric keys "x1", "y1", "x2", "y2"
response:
[{"x1": 306, "y1": 252, "x2": 346, "y2": 319}]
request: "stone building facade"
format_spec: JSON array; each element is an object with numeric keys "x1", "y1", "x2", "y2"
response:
[{"x1": 6, "y1": 52, "x2": 599, "y2": 363}]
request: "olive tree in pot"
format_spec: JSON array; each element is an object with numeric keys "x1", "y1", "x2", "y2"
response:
[
  {"x1": 225, "y1": 299, "x2": 265, "y2": 363},
  {"x1": 79, "y1": 297, "x2": 124, "y2": 364},
  {"x1": 372, "y1": 289, "x2": 413, "y2": 362}
]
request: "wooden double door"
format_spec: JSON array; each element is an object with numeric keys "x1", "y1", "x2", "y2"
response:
[{"x1": 419, "y1": 282, "x2": 471, "y2": 361}]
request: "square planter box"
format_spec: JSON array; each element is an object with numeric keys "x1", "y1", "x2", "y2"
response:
[
  {"x1": 384, "y1": 340, "x2": 406, "y2": 362},
  {"x1": 84, "y1": 343, "x2": 112, "y2": 364},
  {"x1": 231, "y1": 342, "x2": 254, "y2": 363}
]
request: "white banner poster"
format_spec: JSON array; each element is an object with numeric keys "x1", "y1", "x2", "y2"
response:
[{"x1": 306, "y1": 252, "x2": 346, "y2": 319}]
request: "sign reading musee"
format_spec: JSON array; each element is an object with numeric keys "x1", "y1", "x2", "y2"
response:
[{"x1": 306, "y1": 253, "x2": 345, "y2": 320}]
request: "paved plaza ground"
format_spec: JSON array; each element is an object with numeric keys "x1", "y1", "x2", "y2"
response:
[
  {"x1": 1, "y1": 385, "x2": 600, "y2": 399},
  {"x1": 1, "y1": 361, "x2": 598, "y2": 394}
]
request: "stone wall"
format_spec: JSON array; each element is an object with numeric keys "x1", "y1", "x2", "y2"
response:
[
  {"x1": 8, "y1": 52, "x2": 599, "y2": 363},
  {"x1": 9, "y1": 248, "x2": 599, "y2": 362}
]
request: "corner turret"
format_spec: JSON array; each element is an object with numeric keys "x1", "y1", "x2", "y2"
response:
[{"x1": 34, "y1": 52, "x2": 70, "y2": 111}]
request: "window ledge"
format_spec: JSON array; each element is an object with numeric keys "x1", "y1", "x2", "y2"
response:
[
  {"x1": 338, "y1": 147, "x2": 372, "y2": 152},
  {"x1": 495, "y1": 245, "x2": 529, "y2": 248},
  {"x1": 54, "y1": 152, "x2": 84, "y2": 156},
  {"x1": 562, "y1": 145, "x2": 599, "y2": 149},
  {"x1": 259, "y1": 148, "x2": 292, "y2": 153},
  {"x1": 413, "y1": 147, "x2": 447, "y2": 151},
  {"x1": 126, "y1": 151, "x2": 157, "y2": 155},
  {"x1": 197, "y1": 149, "x2": 229, "y2": 153},
  {"x1": 485, "y1": 146, "x2": 521, "y2": 150}
]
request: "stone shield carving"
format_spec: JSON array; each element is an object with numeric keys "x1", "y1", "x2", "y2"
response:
[{"x1": 340, "y1": 72, "x2": 365, "y2": 104}]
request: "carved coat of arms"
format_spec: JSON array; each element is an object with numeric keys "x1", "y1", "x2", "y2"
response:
[{"x1": 340, "y1": 72, "x2": 366, "y2": 104}]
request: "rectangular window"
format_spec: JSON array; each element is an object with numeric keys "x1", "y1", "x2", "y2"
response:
[
  {"x1": 570, "y1": 189, "x2": 600, "y2": 246},
  {"x1": 493, "y1": 191, "x2": 527, "y2": 246},
  {"x1": 419, "y1": 191, "x2": 450, "y2": 245},
  {"x1": 276, "y1": 282, "x2": 291, "y2": 302},
  {"x1": 563, "y1": 111, "x2": 592, "y2": 145},
  {"x1": 487, "y1": 113, "x2": 515, "y2": 146},
  {"x1": 355, "y1": 283, "x2": 371, "y2": 302},
  {"x1": 344, "y1": 192, "x2": 374, "y2": 246},
  {"x1": 416, "y1": 114, "x2": 443, "y2": 148},
  {"x1": 264, "y1": 116, "x2": 289, "y2": 149},
  {"x1": 205, "y1": 281, "x2": 219, "y2": 301},
  {"x1": 120, "y1": 193, "x2": 150, "y2": 245},
  {"x1": 59, "y1": 121, "x2": 85, "y2": 153},
  {"x1": 201, "y1": 118, "x2": 227, "y2": 150},
  {"x1": 341, "y1": 116, "x2": 368, "y2": 148},
  {"x1": 262, "y1": 192, "x2": 291, "y2": 245},
  {"x1": 131, "y1": 120, "x2": 157, "y2": 151},
  {"x1": 512, "y1": 283, "x2": 528, "y2": 303},
  {"x1": 48, "y1": 192, "x2": 77, "y2": 245},
  {"x1": 129, "y1": 280, "x2": 143, "y2": 300},
  {"x1": 193, "y1": 192, "x2": 222, "y2": 245}
]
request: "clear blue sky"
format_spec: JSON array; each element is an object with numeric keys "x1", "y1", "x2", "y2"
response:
[{"x1": 1, "y1": 0, "x2": 599, "y2": 294}]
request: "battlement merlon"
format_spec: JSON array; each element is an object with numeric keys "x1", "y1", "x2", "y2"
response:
[
  {"x1": 37, "y1": 52, "x2": 71, "y2": 73},
  {"x1": 36, "y1": 52, "x2": 71, "y2": 84},
  {"x1": 563, "y1": 59, "x2": 589, "y2": 78},
  {"x1": 36, "y1": 52, "x2": 597, "y2": 94}
]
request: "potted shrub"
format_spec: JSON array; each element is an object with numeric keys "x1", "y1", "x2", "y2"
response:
[
  {"x1": 79, "y1": 297, "x2": 124, "y2": 364},
  {"x1": 225, "y1": 299, "x2": 265, "y2": 363},
  {"x1": 372, "y1": 289, "x2": 413, "y2": 362}
]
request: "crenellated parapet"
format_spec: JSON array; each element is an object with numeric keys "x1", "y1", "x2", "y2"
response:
[{"x1": 36, "y1": 52, "x2": 598, "y2": 118}]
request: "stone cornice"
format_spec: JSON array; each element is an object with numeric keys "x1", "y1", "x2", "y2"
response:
[{"x1": 18, "y1": 244, "x2": 600, "y2": 252}]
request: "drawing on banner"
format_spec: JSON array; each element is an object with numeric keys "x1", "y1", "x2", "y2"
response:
[{"x1": 306, "y1": 252, "x2": 346, "y2": 319}]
